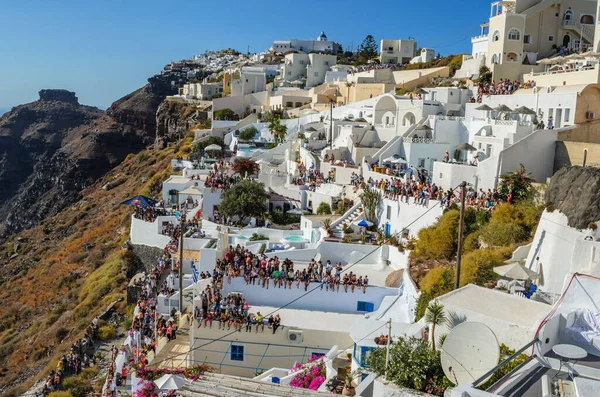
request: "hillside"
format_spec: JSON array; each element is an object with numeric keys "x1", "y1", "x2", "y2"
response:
[
  {"x1": 0, "y1": 89, "x2": 153, "y2": 240},
  {"x1": 0, "y1": 136, "x2": 193, "y2": 396}
]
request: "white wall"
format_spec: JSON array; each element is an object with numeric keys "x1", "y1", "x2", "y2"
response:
[
  {"x1": 525, "y1": 210, "x2": 582, "y2": 294},
  {"x1": 221, "y1": 277, "x2": 399, "y2": 314},
  {"x1": 432, "y1": 162, "x2": 478, "y2": 190},
  {"x1": 130, "y1": 216, "x2": 173, "y2": 248},
  {"x1": 378, "y1": 198, "x2": 444, "y2": 238}
]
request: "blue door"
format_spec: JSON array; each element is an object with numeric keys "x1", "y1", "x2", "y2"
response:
[{"x1": 385, "y1": 223, "x2": 391, "y2": 237}]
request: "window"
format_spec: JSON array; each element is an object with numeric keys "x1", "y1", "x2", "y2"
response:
[
  {"x1": 314, "y1": 72, "x2": 319, "y2": 77},
  {"x1": 230, "y1": 345, "x2": 244, "y2": 361},
  {"x1": 360, "y1": 346, "x2": 376, "y2": 367},
  {"x1": 506, "y1": 52, "x2": 518, "y2": 62},
  {"x1": 386, "y1": 205, "x2": 391, "y2": 220},
  {"x1": 524, "y1": 35, "x2": 531, "y2": 44},
  {"x1": 287, "y1": 71, "x2": 292, "y2": 76},
  {"x1": 508, "y1": 29, "x2": 521, "y2": 41},
  {"x1": 564, "y1": 108, "x2": 571, "y2": 123},
  {"x1": 418, "y1": 158, "x2": 425, "y2": 168},
  {"x1": 439, "y1": 173, "x2": 443, "y2": 179},
  {"x1": 492, "y1": 30, "x2": 500, "y2": 42},
  {"x1": 311, "y1": 352, "x2": 326, "y2": 359},
  {"x1": 549, "y1": 35, "x2": 555, "y2": 42},
  {"x1": 324, "y1": 61, "x2": 329, "y2": 66},
  {"x1": 357, "y1": 301, "x2": 374, "y2": 312},
  {"x1": 581, "y1": 15, "x2": 594, "y2": 25}
]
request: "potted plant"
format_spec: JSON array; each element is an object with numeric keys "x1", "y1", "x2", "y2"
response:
[{"x1": 343, "y1": 371, "x2": 357, "y2": 396}]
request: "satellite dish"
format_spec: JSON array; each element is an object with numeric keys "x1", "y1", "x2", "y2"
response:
[{"x1": 440, "y1": 322, "x2": 500, "y2": 385}]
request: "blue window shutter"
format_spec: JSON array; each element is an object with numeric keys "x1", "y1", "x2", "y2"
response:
[{"x1": 366, "y1": 302, "x2": 374, "y2": 312}]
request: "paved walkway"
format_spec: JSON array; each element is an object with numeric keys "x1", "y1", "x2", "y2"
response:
[{"x1": 150, "y1": 323, "x2": 191, "y2": 369}]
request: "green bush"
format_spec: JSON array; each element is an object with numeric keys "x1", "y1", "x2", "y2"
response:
[
  {"x1": 479, "y1": 222, "x2": 528, "y2": 247},
  {"x1": 97, "y1": 325, "x2": 117, "y2": 341},
  {"x1": 213, "y1": 108, "x2": 236, "y2": 120},
  {"x1": 479, "y1": 344, "x2": 529, "y2": 390},
  {"x1": 239, "y1": 126, "x2": 258, "y2": 141},
  {"x1": 459, "y1": 249, "x2": 510, "y2": 286},
  {"x1": 62, "y1": 376, "x2": 92, "y2": 397},
  {"x1": 249, "y1": 233, "x2": 268, "y2": 241},
  {"x1": 55, "y1": 327, "x2": 68, "y2": 343},
  {"x1": 316, "y1": 202, "x2": 332, "y2": 215},
  {"x1": 367, "y1": 336, "x2": 452, "y2": 395},
  {"x1": 419, "y1": 266, "x2": 455, "y2": 297},
  {"x1": 413, "y1": 210, "x2": 460, "y2": 260},
  {"x1": 271, "y1": 209, "x2": 299, "y2": 225}
]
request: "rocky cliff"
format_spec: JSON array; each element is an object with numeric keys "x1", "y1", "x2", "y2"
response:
[
  {"x1": 154, "y1": 100, "x2": 208, "y2": 149},
  {"x1": 0, "y1": 89, "x2": 151, "y2": 239},
  {"x1": 545, "y1": 166, "x2": 600, "y2": 229},
  {"x1": 107, "y1": 76, "x2": 176, "y2": 138}
]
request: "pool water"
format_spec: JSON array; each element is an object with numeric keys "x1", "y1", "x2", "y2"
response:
[
  {"x1": 236, "y1": 235, "x2": 248, "y2": 240},
  {"x1": 284, "y1": 235, "x2": 305, "y2": 242}
]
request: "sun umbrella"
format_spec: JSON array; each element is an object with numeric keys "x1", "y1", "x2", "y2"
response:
[
  {"x1": 493, "y1": 263, "x2": 540, "y2": 281},
  {"x1": 154, "y1": 374, "x2": 187, "y2": 390},
  {"x1": 455, "y1": 143, "x2": 477, "y2": 151},
  {"x1": 120, "y1": 195, "x2": 158, "y2": 207},
  {"x1": 354, "y1": 219, "x2": 373, "y2": 227},
  {"x1": 511, "y1": 106, "x2": 536, "y2": 115},
  {"x1": 565, "y1": 53, "x2": 585, "y2": 60},
  {"x1": 415, "y1": 124, "x2": 433, "y2": 131},
  {"x1": 414, "y1": 88, "x2": 429, "y2": 95},
  {"x1": 536, "y1": 58, "x2": 555, "y2": 65},
  {"x1": 287, "y1": 208, "x2": 305, "y2": 215},
  {"x1": 494, "y1": 104, "x2": 512, "y2": 112},
  {"x1": 475, "y1": 104, "x2": 493, "y2": 111},
  {"x1": 204, "y1": 144, "x2": 222, "y2": 151}
]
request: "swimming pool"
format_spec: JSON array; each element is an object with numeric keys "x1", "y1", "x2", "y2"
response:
[{"x1": 284, "y1": 235, "x2": 305, "y2": 242}]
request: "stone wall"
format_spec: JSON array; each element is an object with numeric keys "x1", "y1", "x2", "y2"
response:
[{"x1": 131, "y1": 244, "x2": 164, "y2": 272}]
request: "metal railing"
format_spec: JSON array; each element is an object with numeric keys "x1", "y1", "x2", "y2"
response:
[{"x1": 471, "y1": 338, "x2": 538, "y2": 389}]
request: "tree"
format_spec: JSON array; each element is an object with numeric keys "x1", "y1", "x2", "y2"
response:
[
  {"x1": 360, "y1": 185, "x2": 380, "y2": 224},
  {"x1": 425, "y1": 301, "x2": 447, "y2": 351},
  {"x1": 231, "y1": 158, "x2": 259, "y2": 177},
  {"x1": 239, "y1": 126, "x2": 258, "y2": 141},
  {"x1": 214, "y1": 108, "x2": 236, "y2": 120},
  {"x1": 477, "y1": 65, "x2": 492, "y2": 85},
  {"x1": 268, "y1": 118, "x2": 287, "y2": 144},
  {"x1": 219, "y1": 180, "x2": 269, "y2": 223},
  {"x1": 498, "y1": 164, "x2": 536, "y2": 203},
  {"x1": 316, "y1": 202, "x2": 332, "y2": 215},
  {"x1": 358, "y1": 35, "x2": 378, "y2": 61}
]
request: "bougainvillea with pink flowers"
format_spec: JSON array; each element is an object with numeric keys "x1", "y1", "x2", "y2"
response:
[
  {"x1": 289, "y1": 356, "x2": 327, "y2": 391},
  {"x1": 135, "y1": 363, "x2": 213, "y2": 381}
]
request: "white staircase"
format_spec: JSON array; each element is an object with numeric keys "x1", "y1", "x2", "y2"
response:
[
  {"x1": 562, "y1": 21, "x2": 594, "y2": 45},
  {"x1": 330, "y1": 202, "x2": 364, "y2": 238}
]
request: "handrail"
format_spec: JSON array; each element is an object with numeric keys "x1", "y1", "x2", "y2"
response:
[{"x1": 471, "y1": 338, "x2": 538, "y2": 387}]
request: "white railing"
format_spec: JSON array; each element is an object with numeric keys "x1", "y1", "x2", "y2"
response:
[
  {"x1": 401, "y1": 137, "x2": 435, "y2": 143},
  {"x1": 529, "y1": 63, "x2": 598, "y2": 77},
  {"x1": 428, "y1": 115, "x2": 465, "y2": 121}
]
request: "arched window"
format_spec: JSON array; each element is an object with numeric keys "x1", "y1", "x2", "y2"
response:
[
  {"x1": 491, "y1": 53, "x2": 499, "y2": 63},
  {"x1": 508, "y1": 29, "x2": 521, "y2": 41},
  {"x1": 492, "y1": 30, "x2": 500, "y2": 42},
  {"x1": 581, "y1": 15, "x2": 594, "y2": 25},
  {"x1": 564, "y1": 9, "x2": 573, "y2": 23},
  {"x1": 506, "y1": 52, "x2": 518, "y2": 62}
]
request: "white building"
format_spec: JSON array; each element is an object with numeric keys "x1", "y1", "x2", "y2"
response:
[
  {"x1": 270, "y1": 31, "x2": 338, "y2": 54},
  {"x1": 180, "y1": 81, "x2": 223, "y2": 100},
  {"x1": 380, "y1": 38, "x2": 417, "y2": 65},
  {"x1": 231, "y1": 67, "x2": 267, "y2": 97},
  {"x1": 410, "y1": 48, "x2": 436, "y2": 64},
  {"x1": 278, "y1": 53, "x2": 337, "y2": 88}
]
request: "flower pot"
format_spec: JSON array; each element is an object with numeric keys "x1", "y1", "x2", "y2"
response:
[{"x1": 342, "y1": 387, "x2": 356, "y2": 396}]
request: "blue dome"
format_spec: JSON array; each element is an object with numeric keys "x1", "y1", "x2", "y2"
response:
[{"x1": 318, "y1": 31, "x2": 327, "y2": 41}]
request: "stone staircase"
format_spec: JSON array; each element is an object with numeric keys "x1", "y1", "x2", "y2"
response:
[{"x1": 562, "y1": 21, "x2": 594, "y2": 46}]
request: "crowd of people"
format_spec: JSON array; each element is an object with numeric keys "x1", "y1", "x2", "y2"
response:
[
  {"x1": 290, "y1": 169, "x2": 333, "y2": 191},
  {"x1": 346, "y1": 62, "x2": 402, "y2": 74},
  {"x1": 204, "y1": 160, "x2": 241, "y2": 192},
  {"x1": 470, "y1": 79, "x2": 537, "y2": 103},
  {"x1": 213, "y1": 245, "x2": 370, "y2": 294},
  {"x1": 133, "y1": 206, "x2": 169, "y2": 223},
  {"x1": 43, "y1": 321, "x2": 100, "y2": 394}
]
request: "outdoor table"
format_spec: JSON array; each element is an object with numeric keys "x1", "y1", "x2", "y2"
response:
[{"x1": 552, "y1": 343, "x2": 587, "y2": 380}]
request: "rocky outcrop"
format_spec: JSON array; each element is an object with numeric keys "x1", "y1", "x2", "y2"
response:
[
  {"x1": 0, "y1": 90, "x2": 149, "y2": 239},
  {"x1": 545, "y1": 166, "x2": 600, "y2": 229},
  {"x1": 154, "y1": 100, "x2": 208, "y2": 149},
  {"x1": 39, "y1": 89, "x2": 79, "y2": 104}
]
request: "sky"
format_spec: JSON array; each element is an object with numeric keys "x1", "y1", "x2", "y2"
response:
[{"x1": 0, "y1": 0, "x2": 488, "y2": 110}]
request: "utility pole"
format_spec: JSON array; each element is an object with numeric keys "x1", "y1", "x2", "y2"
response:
[
  {"x1": 385, "y1": 318, "x2": 392, "y2": 379},
  {"x1": 455, "y1": 181, "x2": 467, "y2": 290},
  {"x1": 179, "y1": 216, "x2": 185, "y2": 315},
  {"x1": 329, "y1": 98, "x2": 333, "y2": 149}
]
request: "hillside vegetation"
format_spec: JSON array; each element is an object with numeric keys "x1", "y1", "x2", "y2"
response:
[{"x1": 0, "y1": 135, "x2": 194, "y2": 396}]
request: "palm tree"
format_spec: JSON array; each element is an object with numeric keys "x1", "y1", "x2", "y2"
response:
[
  {"x1": 425, "y1": 300, "x2": 447, "y2": 351},
  {"x1": 344, "y1": 81, "x2": 355, "y2": 104},
  {"x1": 268, "y1": 118, "x2": 287, "y2": 144}
]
